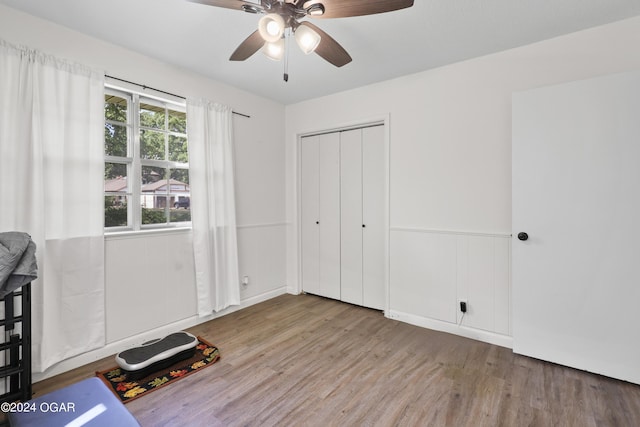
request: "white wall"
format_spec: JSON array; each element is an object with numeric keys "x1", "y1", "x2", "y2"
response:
[
  {"x1": 0, "y1": 4, "x2": 287, "y2": 379},
  {"x1": 285, "y1": 16, "x2": 640, "y2": 346}
]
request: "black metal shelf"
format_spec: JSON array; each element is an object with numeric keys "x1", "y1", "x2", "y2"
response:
[{"x1": 0, "y1": 283, "x2": 32, "y2": 404}]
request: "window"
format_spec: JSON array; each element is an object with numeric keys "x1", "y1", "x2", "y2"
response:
[{"x1": 104, "y1": 88, "x2": 190, "y2": 230}]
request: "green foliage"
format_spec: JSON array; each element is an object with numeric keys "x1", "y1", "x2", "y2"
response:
[
  {"x1": 141, "y1": 129, "x2": 165, "y2": 160},
  {"x1": 105, "y1": 197, "x2": 127, "y2": 227},
  {"x1": 105, "y1": 96, "x2": 128, "y2": 159},
  {"x1": 140, "y1": 104, "x2": 188, "y2": 161},
  {"x1": 168, "y1": 110, "x2": 187, "y2": 133},
  {"x1": 170, "y1": 209, "x2": 191, "y2": 223},
  {"x1": 171, "y1": 168, "x2": 189, "y2": 184},
  {"x1": 142, "y1": 208, "x2": 166, "y2": 225},
  {"x1": 140, "y1": 103, "x2": 165, "y2": 129},
  {"x1": 105, "y1": 97, "x2": 127, "y2": 122},
  {"x1": 142, "y1": 166, "x2": 167, "y2": 184},
  {"x1": 141, "y1": 208, "x2": 191, "y2": 224},
  {"x1": 105, "y1": 162, "x2": 126, "y2": 181},
  {"x1": 169, "y1": 135, "x2": 188, "y2": 163}
]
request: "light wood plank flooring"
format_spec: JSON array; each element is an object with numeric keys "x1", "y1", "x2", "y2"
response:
[{"x1": 34, "y1": 294, "x2": 640, "y2": 426}]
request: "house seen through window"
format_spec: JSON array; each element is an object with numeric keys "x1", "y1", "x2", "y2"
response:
[{"x1": 104, "y1": 88, "x2": 190, "y2": 230}]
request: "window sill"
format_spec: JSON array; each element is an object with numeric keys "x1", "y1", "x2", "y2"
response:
[{"x1": 105, "y1": 226, "x2": 192, "y2": 240}]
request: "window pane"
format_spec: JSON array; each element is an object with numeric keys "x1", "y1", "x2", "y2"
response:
[
  {"x1": 141, "y1": 130, "x2": 165, "y2": 160},
  {"x1": 168, "y1": 109, "x2": 186, "y2": 133},
  {"x1": 142, "y1": 165, "x2": 167, "y2": 186},
  {"x1": 105, "y1": 163, "x2": 128, "y2": 228},
  {"x1": 141, "y1": 196, "x2": 168, "y2": 225},
  {"x1": 105, "y1": 123, "x2": 128, "y2": 157},
  {"x1": 169, "y1": 168, "x2": 190, "y2": 223},
  {"x1": 168, "y1": 135, "x2": 188, "y2": 162},
  {"x1": 105, "y1": 94, "x2": 127, "y2": 122},
  {"x1": 105, "y1": 195, "x2": 128, "y2": 227},
  {"x1": 104, "y1": 163, "x2": 127, "y2": 189},
  {"x1": 140, "y1": 103, "x2": 165, "y2": 129},
  {"x1": 170, "y1": 169, "x2": 189, "y2": 186},
  {"x1": 170, "y1": 204, "x2": 191, "y2": 223},
  {"x1": 141, "y1": 165, "x2": 168, "y2": 228}
]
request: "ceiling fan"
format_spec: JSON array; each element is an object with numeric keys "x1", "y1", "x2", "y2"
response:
[{"x1": 188, "y1": 0, "x2": 414, "y2": 77}]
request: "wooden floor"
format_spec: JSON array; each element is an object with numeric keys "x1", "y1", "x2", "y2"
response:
[{"x1": 34, "y1": 294, "x2": 640, "y2": 426}]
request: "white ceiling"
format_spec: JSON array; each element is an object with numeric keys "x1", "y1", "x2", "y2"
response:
[{"x1": 2, "y1": 0, "x2": 640, "y2": 105}]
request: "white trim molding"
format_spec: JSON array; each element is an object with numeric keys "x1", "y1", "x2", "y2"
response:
[
  {"x1": 387, "y1": 309, "x2": 513, "y2": 349},
  {"x1": 237, "y1": 222, "x2": 289, "y2": 230}
]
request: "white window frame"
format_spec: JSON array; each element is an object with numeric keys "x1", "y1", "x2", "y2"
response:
[{"x1": 104, "y1": 86, "x2": 190, "y2": 232}]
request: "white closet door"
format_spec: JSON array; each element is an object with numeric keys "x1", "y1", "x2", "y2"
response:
[
  {"x1": 362, "y1": 126, "x2": 385, "y2": 310},
  {"x1": 340, "y1": 129, "x2": 363, "y2": 305},
  {"x1": 318, "y1": 133, "x2": 341, "y2": 300},
  {"x1": 512, "y1": 71, "x2": 640, "y2": 384},
  {"x1": 300, "y1": 136, "x2": 320, "y2": 295}
]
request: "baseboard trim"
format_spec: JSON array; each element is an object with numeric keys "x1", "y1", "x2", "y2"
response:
[
  {"x1": 33, "y1": 286, "x2": 288, "y2": 382},
  {"x1": 387, "y1": 310, "x2": 513, "y2": 349}
]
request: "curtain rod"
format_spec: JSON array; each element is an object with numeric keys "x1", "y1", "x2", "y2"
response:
[{"x1": 105, "y1": 75, "x2": 251, "y2": 118}]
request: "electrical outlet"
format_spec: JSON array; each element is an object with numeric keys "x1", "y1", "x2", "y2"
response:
[
  {"x1": 242, "y1": 276, "x2": 249, "y2": 287},
  {"x1": 459, "y1": 300, "x2": 468, "y2": 313}
]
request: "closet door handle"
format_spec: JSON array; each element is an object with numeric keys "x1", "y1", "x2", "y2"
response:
[
  {"x1": 316, "y1": 221, "x2": 319, "y2": 225},
  {"x1": 362, "y1": 224, "x2": 366, "y2": 228}
]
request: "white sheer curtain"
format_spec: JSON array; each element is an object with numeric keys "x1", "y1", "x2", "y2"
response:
[
  {"x1": 187, "y1": 99, "x2": 240, "y2": 315},
  {"x1": 0, "y1": 39, "x2": 105, "y2": 372}
]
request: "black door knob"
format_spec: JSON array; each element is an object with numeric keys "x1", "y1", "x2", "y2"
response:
[
  {"x1": 316, "y1": 221, "x2": 319, "y2": 225},
  {"x1": 362, "y1": 224, "x2": 366, "y2": 228},
  {"x1": 517, "y1": 232, "x2": 529, "y2": 241}
]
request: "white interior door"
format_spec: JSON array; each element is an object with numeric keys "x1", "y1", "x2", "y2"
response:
[
  {"x1": 340, "y1": 129, "x2": 364, "y2": 305},
  {"x1": 300, "y1": 136, "x2": 320, "y2": 296},
  {"x1": 512, "y1": 71, "x2": 640, "y2": 384},
  {"x1": 362, "y1": 126, "x2": 385, "y2": 310},
  {"x1": 318, "y1": 133, "x2": 341, "y2": 300}
]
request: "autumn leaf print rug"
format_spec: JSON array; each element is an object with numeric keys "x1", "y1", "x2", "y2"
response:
[{"x1": 96, "y1": 336, "x2": 220, "y2": 403}]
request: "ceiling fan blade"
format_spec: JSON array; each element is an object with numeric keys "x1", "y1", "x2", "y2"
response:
[
  {"x1": 302, "y1": 0, "x2": 413, "y2": 18},
  {"x1": 187, "y1": 0, "x2": 264, "y2": 13},
  {"x1": 300, "y1": 22, "x2": 351, "y2": 67},
  {"x1": 230, "y1": 30, "x2": 265, "y2": 61}
]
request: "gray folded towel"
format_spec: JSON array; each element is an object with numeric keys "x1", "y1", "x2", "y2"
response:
[{"x1": 0, "y1": 232, "x2": 38, "y2": 298}]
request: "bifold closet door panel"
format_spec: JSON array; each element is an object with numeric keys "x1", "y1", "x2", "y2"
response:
[
  {"x1": 340, "y1": 129, "x2": 364, "y2": 305},
  {"x1": 318, "y1": 133, "x2": 341, "y2": 300},
  {"x1": 300, "y1": 136, "x2": 320, "y2": 295},
  {"x1": 362, "y1": 125, "x2": 385, "y2": 310}
]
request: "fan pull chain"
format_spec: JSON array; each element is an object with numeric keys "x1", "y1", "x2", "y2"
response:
[{"x1": 283, "y1": 29, "x2": 290, "y2": 82}]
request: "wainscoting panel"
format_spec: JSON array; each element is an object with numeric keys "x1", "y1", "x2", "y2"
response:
[
  {"x1": 390, "y1": 228, "x2": 511, "y2": 344},
  {"x1": 459, "y1": 235, "x2": 511, "y2": 335},
  {"x1": 105, "y1": 225, "x2": 287, "y2": 344},
  {"x1": 105, "y1": 230, "x2": 197, "y2": 343},
  {"x1": 390, "y1": 230, "x2": 458, "y2": 323},
  {"x1": 237, "y1": 223, "x2": 287, "y2": 301}
]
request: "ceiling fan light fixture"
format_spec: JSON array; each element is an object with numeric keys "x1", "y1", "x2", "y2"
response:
[
  {"x1": 262, "y1": 38, "x2": 285, "y2": 61},
  {"x1": 258, "y1": 13, "x2": 285, "y2": 43},
  {"x1": 295, "y1": 25, "x2": 321, "y2": 54},
  {"x1": 306, "y1": 3, "x2": 325, "y2": 17}
]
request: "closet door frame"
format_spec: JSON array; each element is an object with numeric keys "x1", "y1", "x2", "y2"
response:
[{"x1": 296, "y1": 115, "x2": 390, "y2": 314}]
